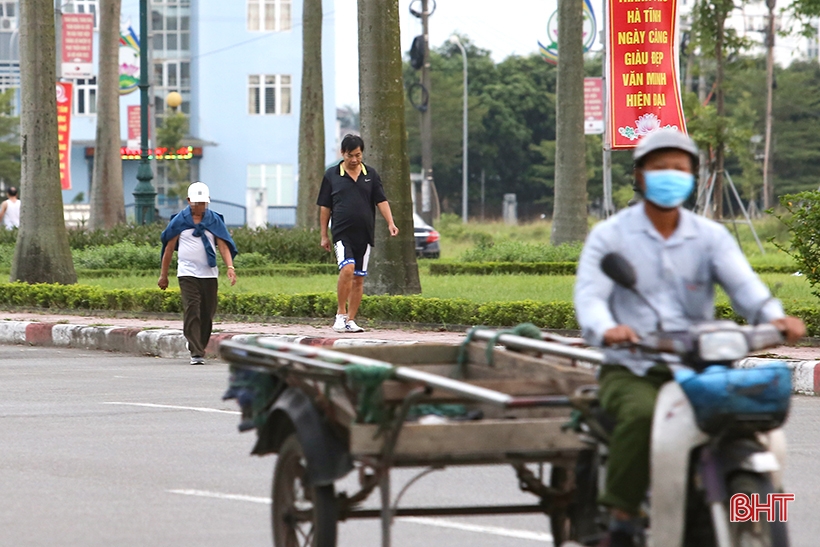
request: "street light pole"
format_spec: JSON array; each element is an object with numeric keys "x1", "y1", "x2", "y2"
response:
[
  {"x1": 132, "y1": 0, "x2": 155, "y2": 224},
  {"x1": 450, "y1": 35, "x2": 468, "y2": 223}
]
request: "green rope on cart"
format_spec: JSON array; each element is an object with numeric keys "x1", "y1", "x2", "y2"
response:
[
  {"x1": 455, "y1": 326, "x2": 484, "y2": 379},
  {"x1": 484, "y1": 322, "x2": 543, "y2": 366},
  {"x1": 455, "y1": 323, "x2": 543, "y2": 377},
  {"x1": 345, "y1": 363, "x2": 396, "y2": 424}
]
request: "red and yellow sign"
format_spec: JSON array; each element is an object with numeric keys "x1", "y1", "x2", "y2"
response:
[
  {"x1": 56, "y1": 82, "x2": 73, "y2": 190},
  {"x1": 607, "y1": 0, "x2": 686, "y2": 149}
]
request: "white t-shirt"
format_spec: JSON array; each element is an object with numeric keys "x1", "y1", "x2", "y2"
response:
[
  {"x1": 177, "y1": 228, "x2": 219, "y2": 278},
  {"x1": 3, "y1": 199, "x2": 20, "y2": 228}
]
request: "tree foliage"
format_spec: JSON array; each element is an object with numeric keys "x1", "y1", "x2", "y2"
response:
[
  {"x1": 0, "y1": 89, "x2": 20, "y2": 189},
  {"x1": 156, "y1": 112, "x2": 190, "y2": 201}
]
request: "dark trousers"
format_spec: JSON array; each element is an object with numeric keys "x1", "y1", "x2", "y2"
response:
[
  {"x1": 178, "y1": 276, "x2": 218, "y2": 358},
  {"x1": 597, "y1": 364, "x2": 674, "y2": 514}
]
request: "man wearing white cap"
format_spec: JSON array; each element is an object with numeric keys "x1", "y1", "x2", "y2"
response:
[{"x1": 158, "y1": 182, "x2": 238, "y2": 365}]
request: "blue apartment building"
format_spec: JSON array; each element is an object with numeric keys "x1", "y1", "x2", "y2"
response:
[{"x1": 0, "y1": 0, "x2": 336, "y2": 226}]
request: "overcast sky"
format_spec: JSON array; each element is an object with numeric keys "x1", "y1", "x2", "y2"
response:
[{"x1": 334, "y1": 0, "x2": 578, "y2": 107}]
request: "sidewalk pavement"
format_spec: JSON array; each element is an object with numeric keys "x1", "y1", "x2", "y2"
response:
[{"x1": 1, "y1": 310, "x2": 819, "y2": 395}]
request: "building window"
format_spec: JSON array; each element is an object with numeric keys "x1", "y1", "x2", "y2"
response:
[
  {"x1": 74, "y1": 77, "x2": 97, "y2": 115},
  {"x1": 153, "y1": 60, "x2": 191, "y2": 116},
  {"x1": 0, "y1": 2, "x2": 17, "y2": 31},
  {"x1": 247, "y1": 164, "x2": 295, "y2": 206},
  {"x1": 152, "y1": 0, "x2": 191, "y2": 58},
  {"x1": 63, "y1": 0, "x2": 98, "y2": 29},
  {"x1": 248, "y1": 75, "x2": 291, "y2": 115},
  {"x1": 247, "y1": 0, "x2": 291, "y2": 32}
]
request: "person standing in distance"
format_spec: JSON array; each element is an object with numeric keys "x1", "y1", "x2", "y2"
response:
[
  {"x1": 317, "y1": 134, "x2": 399, "y2": 333},
  {"x1": 0, "y1": 187, "x2": 21, "y2": 229},
  {"x1": 158, "y1": 182, "x2": 238, "y2": 365}
]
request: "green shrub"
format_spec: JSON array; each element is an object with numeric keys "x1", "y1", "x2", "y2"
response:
[
  {"x1": 430, "y1": 262, "x2": 577, "y2": 276},
  {"x1": 233, "y1": 252, "x2": 271, "y2": 269},
  {"x1": 772, "y1": 192, "x2": 820, "y2": 298},
  {"x1": 460, "y1": 240, "x2": 583, "y2": 263},
  {"x1": 72, "y1": 242, "x2": 162, "y2": 270},
  {"x1": 0, "y1": 243, "x2": 14, "y2": 268},
  {"x1": 229, "y1": 226, "x2": 334, "y2": 264},
  {"x1": 66, "y1": 223, "x2": 164, "y2": 249}
]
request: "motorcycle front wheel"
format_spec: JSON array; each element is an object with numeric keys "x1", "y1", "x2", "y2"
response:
[{"x1": 725, "y1": 472, "x2": 789, "y2": 547}]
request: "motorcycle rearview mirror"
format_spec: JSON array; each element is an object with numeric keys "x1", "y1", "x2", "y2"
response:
[
  {"x1": 601, "y1": 253, "x2": 637, "y2": 289},
  {"x1": 600, "y1": 252, "x2": 664, "y2": 332}
]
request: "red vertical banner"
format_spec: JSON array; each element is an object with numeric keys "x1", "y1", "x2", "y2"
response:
[
  {"x1": 607, "y1": 0, "x2": 686, "y2": 149},
  {"x1": 126, "y1": 105, "x2": 141, "y2": 150},
  {"x1": 56, "y1": 82, "x2": 73, "y2": 191}
]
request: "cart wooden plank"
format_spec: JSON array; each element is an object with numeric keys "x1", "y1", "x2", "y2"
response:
[{"x1": 350, "y1": 418, "x2": 586, "y2": 457}]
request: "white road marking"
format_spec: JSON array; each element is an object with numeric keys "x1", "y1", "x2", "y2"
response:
[
  {"x1": 169, "y1": 489, "x2": 270, "y2": 503},
  {"x1": 102, "y1": 402, "x2": 240, "y2": 415},
  {"x1": 400, "y1": 517, "x2": 552, "y2": 542},
  {"x1": 167, "y1": 489, "x2": 553, "y2": 543}
]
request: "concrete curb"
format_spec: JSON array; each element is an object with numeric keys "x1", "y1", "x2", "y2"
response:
[
  {"x1": 737, "y1": 357, "x2": 820, "y2": 396},
  {"x1": 1, "y1": 320, "x2": 817, "y2": 395},
  {"x1": 0, "y1": 321, "x2": 414, "y2": 361}
]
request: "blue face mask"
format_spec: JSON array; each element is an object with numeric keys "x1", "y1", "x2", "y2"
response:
[{"x1": 643, "y1": 169, "x2": 695, "y2": 208}]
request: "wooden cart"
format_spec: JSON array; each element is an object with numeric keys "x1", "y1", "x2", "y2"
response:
[{"x1": 220, "y1": 329, "x2": 604, "y2": 547}]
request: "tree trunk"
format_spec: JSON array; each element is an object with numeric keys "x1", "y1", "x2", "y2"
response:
[
  {"x1": 551, "y1": 0, "x2": 587, "y2": 245},
  {"x1": 295, "y1": 0, "x2": 325, "y2": 229},
  {"x1": 358, "y1": 0, "x2": 421, "y2": 295},
  {"x1": 89, "y1": 0, "x2": 125, "y2": 230},
  {"x1": 713, "y1": 7, "x2": 726, "y2": 220},
  {"x1": 11, "y1": 0, "x2": 77, "y2": 284}
]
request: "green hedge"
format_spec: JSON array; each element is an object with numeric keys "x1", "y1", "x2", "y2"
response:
[
  {"x1": 430, "y1": 261, "x2": 799, "y2": 276},
  {"x1": 0, "y1": 264, "x2": 339, "y2": 279},
  {"x1": 430, "y1": 262, "x2": 578, "y2": 276},
  {"x1": 2, "y1": 282, "x2": 818, "y2": 335}
]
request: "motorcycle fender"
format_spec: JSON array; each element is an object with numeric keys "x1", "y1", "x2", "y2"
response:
[
  {"x1": 252, "y1": 387, "x2": 353, "y2": 486},
  {"x1": 649, "y1": 382, "x2": 709, "y2": 547},
  {"x1": 755, "y1": 428, "x2": 786, "y2": 490}
]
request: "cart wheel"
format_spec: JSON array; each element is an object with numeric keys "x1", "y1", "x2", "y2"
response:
[{"x1": 272, "y1": 433, "x2": 338, "y2": 547}]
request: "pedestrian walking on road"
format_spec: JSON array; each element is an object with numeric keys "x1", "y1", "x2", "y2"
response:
[
  {"x1": 0, "y1": 186, "x2": 21, "y2": 229},
  {"x1": 158, "y1": 182, "x2": 238, "y2": 365},
  {"x1": 317, "y1": 134, "x2": 399, "y2": 333}
]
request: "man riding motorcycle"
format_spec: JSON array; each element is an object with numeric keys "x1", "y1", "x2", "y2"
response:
[{"x1": 573, "y1": 128, "x2": 805, "y2": 547}]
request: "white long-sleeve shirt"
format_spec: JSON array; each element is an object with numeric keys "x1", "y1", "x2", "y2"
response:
[{"x1": 574, "y1": 203, "x2": 784, "y2": 376}]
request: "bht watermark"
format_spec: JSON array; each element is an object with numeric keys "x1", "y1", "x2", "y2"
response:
[{"x1": 730, "y1": 493, "x2": 795, "y2": 522}]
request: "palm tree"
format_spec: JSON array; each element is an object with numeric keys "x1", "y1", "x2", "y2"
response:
[
  {"x1": 551, "y1": 0, "x2": 588, "y2": 245},
  {"x1": 12, "y1": 0, "x2": 76, "y2": 284},
  {"x1": 295, "y1": 0, "x2": 325, "y2": 228},
  {"x1": 358, "y1": 0, "x2": 421, "y2": 295},
  {"x1": 89, "y1": 0, "x2": 126, "y2": 230}
]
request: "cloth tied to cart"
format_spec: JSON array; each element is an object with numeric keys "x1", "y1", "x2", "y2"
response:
[
  {"x1": 222, "y1": 366, "x2": 281, "y2": 432},
  {"x1": 345, "y1": 362, "x2": 396, "y2": 424}
]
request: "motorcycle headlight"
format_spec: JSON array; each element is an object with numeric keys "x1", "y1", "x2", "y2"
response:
[{"x1": 698, "y1": 330, "x2": 749, "y2": 362}]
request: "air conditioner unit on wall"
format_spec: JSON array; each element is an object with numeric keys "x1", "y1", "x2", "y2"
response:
[{"x1": 0, "y1": 17, "x2": 14, "y2": 30}]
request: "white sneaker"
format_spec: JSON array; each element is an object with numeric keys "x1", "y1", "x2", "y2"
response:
[
  {"x1": 345, "y1": 319, "x2": 365, "y2": 333},
  {"x1": 332, "y1": 314, "x2": 348, "y2": 332}
]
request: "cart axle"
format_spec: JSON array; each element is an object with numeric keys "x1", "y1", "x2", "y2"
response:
[{"x1": 340, "y1": 503, "x2": 548, "y2": 520}]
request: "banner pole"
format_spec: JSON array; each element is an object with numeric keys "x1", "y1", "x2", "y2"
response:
[{"x1": 602, "y1": 0, "x2": 615, "y2": 216}]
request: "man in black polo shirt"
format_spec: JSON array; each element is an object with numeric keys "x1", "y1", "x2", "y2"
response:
[{"x1": 317, "y1": 134, "x2": 399, "y2": 333}]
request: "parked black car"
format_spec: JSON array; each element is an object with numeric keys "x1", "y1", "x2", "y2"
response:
[{"x1": 413, "y1": 213, "x2": 440, "y2": 258}]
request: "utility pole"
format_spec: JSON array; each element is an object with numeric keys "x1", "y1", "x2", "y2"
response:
[
  {"x1": 762, "y1": 0, "x2": 776, "y2": 210},
  {"x1": 133, "y1": 0, "x2": 156, "y2": 224},
  {"x1": 418, "y1": 0, "x2": 438, "y2": 225}
]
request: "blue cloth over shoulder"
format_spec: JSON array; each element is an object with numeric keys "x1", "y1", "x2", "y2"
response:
[{"x1": 160, "y1": 207, "x2": 238, "y2": 267}]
